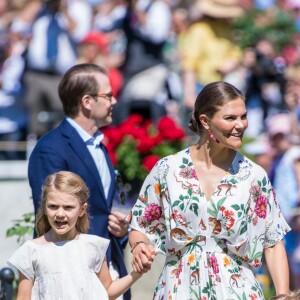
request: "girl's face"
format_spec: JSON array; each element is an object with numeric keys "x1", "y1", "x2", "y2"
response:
[
  {"x1": 205, "y1": 98, "x2": 248, "y2": 150},
  {"x1": 45, "y1": 189, "x2": 86, "y2": 241}
]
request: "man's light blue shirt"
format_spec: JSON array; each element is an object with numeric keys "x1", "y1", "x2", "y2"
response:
[{"x1": 66, "y1": 117, "x2": 111, "y2": 198}]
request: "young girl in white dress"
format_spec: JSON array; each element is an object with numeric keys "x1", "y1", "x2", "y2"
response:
[{"x1": 8, "y1": 170, "x2": 142, "y2": 300}]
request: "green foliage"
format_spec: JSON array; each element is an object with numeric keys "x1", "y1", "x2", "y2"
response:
[
  {"x1": 233, "y1": 8, "x2": 296, "y2": 52},
  {"x1": 152, "y1": 141, "x2": 184, "y2": 158},
  {"x1": 6, "y1": 212, "x2": 34, "y2": 243},
  {"x1": 116, "y1": 136, "x2": 147, "y2": 181},
  {"x1": 264, "y1": 287, "x2": 275, "y2": 298}
]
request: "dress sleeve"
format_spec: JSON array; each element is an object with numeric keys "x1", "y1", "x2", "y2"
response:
[
  {"x1": 94, "y1": 236, "x2": 110, "y2": 273},
  {"x1": 7, "y1": 241, "x2": 35, "y2": 282},
  {"x1": 130, "y1": 159, "x2": 167, "y2": 255},
  {"x1": 264, "y1": 187, "x2": 291, "y2": 248}
]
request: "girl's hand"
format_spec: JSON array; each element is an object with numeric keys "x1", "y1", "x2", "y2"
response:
[{"x1": 131, "y1": 242, "x2": 156, "y2": 274}]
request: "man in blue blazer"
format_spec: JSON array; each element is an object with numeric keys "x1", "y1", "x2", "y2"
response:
[{"x1": 28, "y1": 63, "x2": 131, "y2": 299}]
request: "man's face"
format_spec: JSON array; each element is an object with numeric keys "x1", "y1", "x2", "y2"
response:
[{"x1": 89, "y1": 73, "x2": 117, "y2": 128}]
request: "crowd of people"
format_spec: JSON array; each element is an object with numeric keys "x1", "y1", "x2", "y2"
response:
[
  {"x1": 0, "y1": 0, "x2": 299, "y2": 149},
  {"x1": 2, "y1": 0, "x2": 300, "y2": 299}
]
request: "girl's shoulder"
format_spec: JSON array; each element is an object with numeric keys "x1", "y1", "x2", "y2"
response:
[
  {"x1": 8, "y1": 240, "x2": 35, "y2": 261},
  {"x1": 16, "y1": 239, "x2": 38, "y2": 251},
  {"x1": 7, "y1": 240, "x2": 37, "y2": 282},
  {"x1": 79, "y1": 234, "x2": 110, "y2": 247},
  {"x1": 79, "y1": 234, "x2": 110, "y2": 258}
]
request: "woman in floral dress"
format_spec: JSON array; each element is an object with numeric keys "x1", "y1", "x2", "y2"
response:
[{"x1": 128, "y1": 81, "x2": 290, "y2": 299}]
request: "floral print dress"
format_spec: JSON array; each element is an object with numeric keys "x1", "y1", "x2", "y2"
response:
[{"x1": 130, "y1": 148, "x2": 290, "y2": 300}]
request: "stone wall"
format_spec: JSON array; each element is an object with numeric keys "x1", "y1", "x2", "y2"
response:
[{"x1": 0, "y1": 161, "x2": 33, "y2": 268}]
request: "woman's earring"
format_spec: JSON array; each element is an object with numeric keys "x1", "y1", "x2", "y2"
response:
[{"x1": 208, "y1": 129, "x2": 219, "y2": 143}]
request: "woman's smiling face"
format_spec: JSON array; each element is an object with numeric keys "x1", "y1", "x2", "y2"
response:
[
  {"x1": 45, "y1": 189, "x2": 86, "y2": 241},
  {"x1": 206, "y1": 98, "x2": 248, "y2": 149}
]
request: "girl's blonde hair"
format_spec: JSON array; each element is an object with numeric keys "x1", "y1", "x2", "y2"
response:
[{"x1": 35, "y1": 171, "x2": 90, "y2": 236}]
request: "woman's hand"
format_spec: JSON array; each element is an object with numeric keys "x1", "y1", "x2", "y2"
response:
[{"x1": 131, "y1": 242, "x2": 156, "y2": 274}]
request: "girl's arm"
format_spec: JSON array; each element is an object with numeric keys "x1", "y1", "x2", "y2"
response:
[
  {"x1": 97, "y1": 257, "x2": 142, "y2": 300},
  {"x1": 264, "y1": 240, "x2": 290, "y2": 295},
  {"x1": 16, "y1": 272, "x2": 33, "y2": 300}
]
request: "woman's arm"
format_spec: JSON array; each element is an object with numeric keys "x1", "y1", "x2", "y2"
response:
[
  {"x1": 98, "y1": 257, "x2": 142, "y2": 300},
  {"x1": 16, "y1": 272, "x2": 33, "y2": 300},
  {"x1": 264, "y1": 240, "x2": 290, "y2": 295}
]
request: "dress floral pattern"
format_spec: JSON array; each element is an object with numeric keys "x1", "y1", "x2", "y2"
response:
[{"x1": 130, "y1": 148, "x2": 290, "y2": 300}]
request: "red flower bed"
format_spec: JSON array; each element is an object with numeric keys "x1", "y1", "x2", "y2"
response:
[{"x1": 102, "y1": 114, "x2": 187, "y2": 181}]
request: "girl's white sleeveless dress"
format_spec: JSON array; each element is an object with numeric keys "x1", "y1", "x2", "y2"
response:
[{"x1": 8, "y1": 234, "x2": 110, "y2": 300}]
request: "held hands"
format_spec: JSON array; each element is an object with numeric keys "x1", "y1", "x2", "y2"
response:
[
  {"x1": 131, "y1": 241, "x2": 157, "y2": 274},
  {"x1": 108, "y1": 211, "x2": 129, "y2": 238}
]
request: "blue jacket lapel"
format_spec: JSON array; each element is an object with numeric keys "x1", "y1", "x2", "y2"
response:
[{"x1": 60, "y1": 120, "x2": 109, "y2": 207}]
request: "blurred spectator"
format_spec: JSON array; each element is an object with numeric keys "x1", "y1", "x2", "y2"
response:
[
  {"x1": 243, "y1": 134, "x2": 274, "y2": 173},
  {"x1": 255, "y1": 0, "x2": 276, "y2": 10},
  {"x1": 224, "y1": 47, "x2": 257, "y2": 95},
  {"x1": 0, "y1": 27, "x2": 27, "y2": 159},
  {"x1": 164, "y1": 6, "x2": 189, "y2": 69},
  {"x1": 282, "y1": 34, "x2": 300, "y2": 66},
  {"x1": 78, "y1": 31, "x2": 124, "y2": 97},
  {"x1": 0, "y1": 0, "x2": 14, "y2": 30},
  {"x1": 113, "y1": 0, "x2": 172, "y2": 123},
  {"x1": 92, "y1": 1, "x2": 127, "y2": 72},
  {"x1": 120, "y1": 0, "x2": 171, "y2": 82},
  {"x1": 180, "y1": 0, "x2": 243, "y2": 123},
  {"x1": 9, "y1": 0, "x2": 42, "y2": 37},
  {"x1": 245, "y1": 37, "x2": 287, "y2": 137},
  {"x1": 286, "y1": 0, "x2": 300, "y2": 32},
  {"x1": 93, "y1": 0, "x2": 127, "y2": 33},
  {"x1": 66, "y1": 0, "x2": 93, "y2": 42},
  {"x1": 163, "y1": 6, "x2": 190, "y2": 121},
  {"x1": 24, "y1": 0, "x2": 92, "y2": 138},
  {"x1": 267, "y1": 113, "x2": 300, "y2": 290},
  {"x1": 285, "y1": 61, "x2": 300, "y2": 144}
]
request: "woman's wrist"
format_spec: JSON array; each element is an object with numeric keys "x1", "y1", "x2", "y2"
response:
[{"x1": 130, "y1": 240, "x2": 151, "y2": 253}]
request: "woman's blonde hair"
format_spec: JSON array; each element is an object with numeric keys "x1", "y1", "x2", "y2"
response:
[{"x1": 35, "y1": 171, "x2": 90, "y2": 236}]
